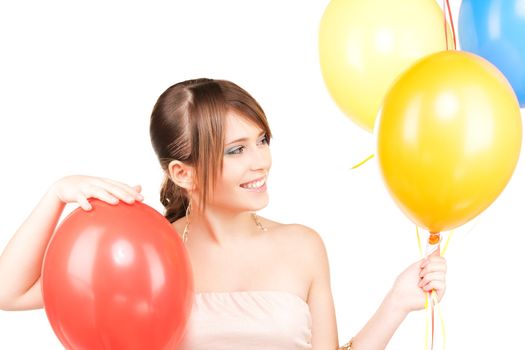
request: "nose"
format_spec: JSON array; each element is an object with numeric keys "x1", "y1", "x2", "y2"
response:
[{"x1": 250, "y1": 145, "x2": 272, "y2": 172}]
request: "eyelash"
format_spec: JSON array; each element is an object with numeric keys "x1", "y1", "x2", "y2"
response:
[
  {"x1": 260, "y1": 134, "x2": 270, "y2": 145},
  {"x1": 225, "y1": 134, "x2": 269, "y2": 155}
]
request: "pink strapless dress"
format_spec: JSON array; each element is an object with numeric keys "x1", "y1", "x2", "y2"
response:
[{"x1": 177, "y1": 290, "x2": 312, "y2": 349}]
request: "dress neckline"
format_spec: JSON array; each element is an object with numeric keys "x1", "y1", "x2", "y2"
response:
[{"x1": 194, "y1": 290, "x2": 309, "y2": 308}]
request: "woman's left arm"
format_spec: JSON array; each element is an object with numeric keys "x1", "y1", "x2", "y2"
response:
[
  {"x1": 305, "y1": 227, "x2": 339, "y2": 349},
  {"x1": 349, "y1": 251, "x2": 446, "y2": 350},
  {"x1": 304, "y1": 226, "x2": 446, "y2": 350}
]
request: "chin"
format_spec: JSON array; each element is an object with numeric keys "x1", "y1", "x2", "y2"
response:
[
  {"x1": 250, "y1": 200, "x2": 269, "y2": 212},
  {"x1": 209, "y1": 194, "x2": 269, "y2": 213},
  {"x1": 239, "y1": 194, "x2": 270, "y2": 212}
]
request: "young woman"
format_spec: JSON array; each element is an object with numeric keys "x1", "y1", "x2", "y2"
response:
[{"x1": 0, "y1": 78, "x2": 446, "y2": 349}]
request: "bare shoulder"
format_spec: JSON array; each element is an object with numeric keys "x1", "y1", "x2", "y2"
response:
[
  {"x1": 258, "y1": 217, "x2": 327, "y2": 257},
  {"x1": 257, "y1": 217, "x2": 331, "y2": 300}
]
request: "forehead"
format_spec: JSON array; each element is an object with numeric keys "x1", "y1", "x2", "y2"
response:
[{"x1": 224, "y1": 110, "x2": 263, "y2": 139}]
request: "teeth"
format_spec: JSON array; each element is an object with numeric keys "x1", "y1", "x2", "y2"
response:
[{"x1": 242, "y1": 179, "x2": 265, "y2": 189}]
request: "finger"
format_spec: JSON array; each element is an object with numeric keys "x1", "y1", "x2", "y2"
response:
[
  {"x1": 422, "y1": 280, "x2": 446, "y2": 293},
  {"x1": 420, "y1": 260, "x2": 447, "y2": 276},
  {"x1": 133, "y1": 185, "x2": 144, "y2": 201},
  {"x1": 76, "y1": 195, "x2": 93, "y2": 211},
  {"x1": 420, "y1": 256, "x2": 446, "y2": 270},
  {"x1": 100, "y1": 177, "x2": 139, "y2": 193},
  {"x1": 90, "y1": 181, "x2": 137, "y2": 204},
  {"x1": 436, "y1": 287, "x2": 446, "y2": 302},
  {"x1": 427, "y1": 255, "x2": 446, "y2": 264},
  {"x1": 99, "y1": 178, "x2": 143, "y2": 200},
  {"x1": 418, "y1": 272, "x2": 446, "y2": 287},
  {"x1": 419, "y1": 249, "x2": 440, "y2": 268},
  {"x1": 83, "y1": 186, "x2": 120, "y2": 205}
]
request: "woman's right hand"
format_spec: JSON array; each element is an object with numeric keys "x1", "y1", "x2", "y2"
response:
[
  {"x1": 51, "y1": 175, "x2": 144, "y2": 211},
  {"x1": 0, "y1": 175, "x2": 144, "y2": 311}
]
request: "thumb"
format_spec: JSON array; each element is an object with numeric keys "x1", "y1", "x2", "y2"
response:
[
  {"x1": 420, "y1": 244, "x2": 441, "y2": 268},
  {"x1": 429, "y1": 246, "x2": 441, "y2": 257}
]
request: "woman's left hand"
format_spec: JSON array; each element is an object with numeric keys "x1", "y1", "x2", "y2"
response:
[{"x1": 390, "y1": 250, "x2": 447, "y2": 313}]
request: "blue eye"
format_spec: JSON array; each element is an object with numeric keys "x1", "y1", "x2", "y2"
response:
[
  {"x1": 258, "y1": 134, "x2": 270, "y2": 145},
  {"x1": 225, "y1": 146, "x2": 245, "y2": 155}
]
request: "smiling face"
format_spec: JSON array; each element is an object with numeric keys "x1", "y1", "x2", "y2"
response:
[
  {"x1": 204, "y1": 110, "x2": 272, "y2": 213},
  {"x1": 152, "y1": 79, "x2": 272, "y2": 222}
]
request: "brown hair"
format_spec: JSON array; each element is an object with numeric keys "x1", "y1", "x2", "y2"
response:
[{"x1": 150, "y1": 78, "x2": 272, "y2": 223}]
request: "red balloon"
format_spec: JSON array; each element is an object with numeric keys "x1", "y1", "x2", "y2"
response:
[{"x1": 41, "y1": 200, "x2": 193, "y2": 350}]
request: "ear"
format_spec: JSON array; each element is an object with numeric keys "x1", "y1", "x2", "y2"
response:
[{"x1": 168, "y1": 160, "x2": 195, "y2": 191}]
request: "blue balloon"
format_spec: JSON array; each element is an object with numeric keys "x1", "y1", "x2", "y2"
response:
[{"x1": 459, "y1": 0, "x2": 525, "y2": 107}]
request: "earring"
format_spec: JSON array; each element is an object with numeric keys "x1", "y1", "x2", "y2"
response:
[
  {"x1": 252, "y1": 212, "x2": 268, "y2": 232},
  {"x1": 182, "y1": 200, "x2": 192, "y2": 243}
]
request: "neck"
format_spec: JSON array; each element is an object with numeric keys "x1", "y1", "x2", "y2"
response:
[{"x1": 188, "y1": 206, "x2": 261, "y2": 246}]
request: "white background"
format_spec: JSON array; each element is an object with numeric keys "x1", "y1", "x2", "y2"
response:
[{"x1": 0, "y1": 0, "x2": 523, "y2": 349}]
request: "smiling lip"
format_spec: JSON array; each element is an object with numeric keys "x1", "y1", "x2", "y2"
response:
[{"x1": 240, "y1": 176, "x2": 267, "y2": 191}]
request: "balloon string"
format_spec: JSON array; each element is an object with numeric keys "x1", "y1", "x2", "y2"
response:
[
  {"x1": 436, "y1": 231, "x2": 450, "y2": 350},
  {"x1": 442, "y1": 0, "x2": 457, "y2": 50},
  {"x1": 441, "y1": 230, "x2": 454, "y2": 256},
  {"x1": 445, "y1": 0, "x2": 457, "y2": 50},
  {"x1": 427, "y1": 236, "x2": 438, "y2": 350},
  {"x1": 418, "y1": 229, "x2": 449, "y2": 350},
  {"x1": 418, "y1": 226, "x2": 431, "y2": 350},
  {"x1": 432, "y1": 290, "x2": 447, "y2": 350},
  {"x1": 417, "y1": 228, "x2": 455, "y2": 258},
  {"x1": 425, "y1": 294, "x2": 430, "y2": 350},
  {"x1": 431, "y1": 294, "x2": 435, "y2": 350},
  {"x1": 443, "y1": 0, "x2": 449, "y2": 50},
  {"x1": 351, "y1": 154, "x2": 375, "y2": 169},
  {"x1": 416, "y1": 226, "x2": 423, "y2": 257}
]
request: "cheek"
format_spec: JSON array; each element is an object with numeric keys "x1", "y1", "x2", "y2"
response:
[{"x1": 218, "y1": 160, "x2": 245, "y2": 189}]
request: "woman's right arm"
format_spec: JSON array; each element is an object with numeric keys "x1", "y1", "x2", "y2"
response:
[{"x1": 0, "y1": 175, "x2": 143, "y2": 311}]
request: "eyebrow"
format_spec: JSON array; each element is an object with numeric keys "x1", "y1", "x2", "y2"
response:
[{"x1": 225, "y1": 131, "x2": 266, "y2": 146}]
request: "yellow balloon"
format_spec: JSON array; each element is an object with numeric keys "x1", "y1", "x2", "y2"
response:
[
  {"x1": 377, "y1": 51, "x2": 522, "y2": 233},
  {"x1": 319, "y1": 0, "x2": 452, "y2": 132}
]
